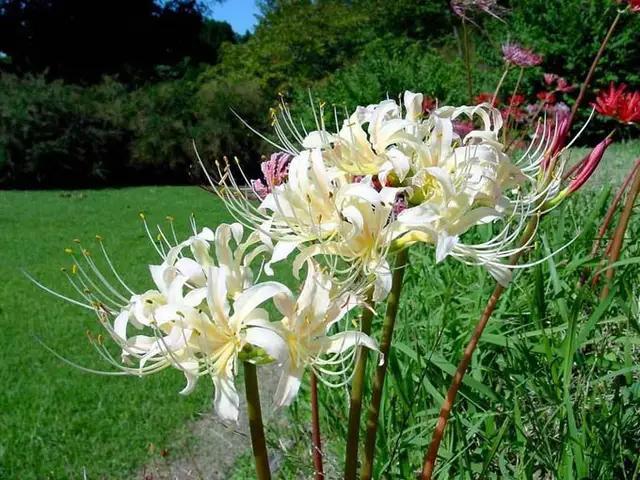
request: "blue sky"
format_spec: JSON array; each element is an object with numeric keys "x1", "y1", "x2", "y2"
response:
[{"x1": 210, "y1": 0, "x2": 260, "y2": 34}]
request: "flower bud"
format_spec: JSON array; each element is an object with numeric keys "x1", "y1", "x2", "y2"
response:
[
  {"x1": 567, "y1": 137, "x2": 614, "y2": 193},
  {"x1": 543, "y1": 116, "x2": 571, "y2": 170}
]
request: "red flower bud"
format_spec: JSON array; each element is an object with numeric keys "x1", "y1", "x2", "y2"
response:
[
  {"x1": 543, "y1": 116, "x2": 571, "y2": 170},
  {"x1": 567, "y1": 137, "x2": 613, "y2": 193}
]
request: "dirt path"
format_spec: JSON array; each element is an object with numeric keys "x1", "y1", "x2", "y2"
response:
[{"x1": 140, "y1": 366, "x2": 285, "y2": 480}]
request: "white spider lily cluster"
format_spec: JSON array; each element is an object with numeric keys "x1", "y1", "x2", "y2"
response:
[
  {"x1": 33, "y1": 218, "x2": 377, "y2": 422},
  {"x1": 34, "y1": 90, "x2": 574, "y2": 423},
  {"x1": 215, "y1": 91, "x2": 566, "y2": 295}
]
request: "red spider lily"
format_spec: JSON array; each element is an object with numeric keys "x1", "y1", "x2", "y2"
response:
[
  {"x1": 629, "y1": 0, "x2": 640, "y2": 12},
  {"x1": 502, "y1": 105, "x2": 526, "y2": 122},
  {"x1": 422, "y1": 96, "x2": 437, "y2": 114},
  {"x1": 474, "y1": 92, "x2": 499, "y2": 106},
  {"x1": 617, "y1": 90, "x2": 640, "y2": 123},
  {"x1": 593, "y1": 82, "x2": 627, "y2": 117},
  {"x1": 251, "y1": 152, "x2": 292, "y2": 199},
  {"x1": 593, "y1": 82, "x2": 640, "y2": 124},
  {"x1": 509, "y1": 94, "x2": 526, "y2": 106},
  {"x1": 555, "y1": 77, "x2": 574, "y2": 93},
  {"x1": 537, "y1": 91, "x2": 557, "y2": 104},
  {"x1": 453, "y1": 120, "x2": 474, "y2": 138}
]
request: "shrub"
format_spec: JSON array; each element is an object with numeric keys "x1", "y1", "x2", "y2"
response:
[{"x1": 0, "y1": 74, "x2": 130, "y2": 188}]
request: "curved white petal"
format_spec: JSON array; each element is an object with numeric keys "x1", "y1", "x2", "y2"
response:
[
  {"x1": 213, "y1": 372, "x2": 240, "y2": 423},
  {"x1": 274, "y1": 365, "x2": 303, "y2": 408},
  {"x1": 230, "y1": 282, "x2": 290, "y2": 327}
]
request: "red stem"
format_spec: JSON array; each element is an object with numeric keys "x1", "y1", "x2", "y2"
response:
[
  {"x1": 421, "y1": 218, "x2": 537, "y2": 479},
  {"x1": 420, "y1": 283, "x2": 505, "y2": 479},
  {"x1": 586, "y1": 158, "x2": 640, "y2": 286},
  {"x1": 600, "y1": 164, "x2": 640, "y2": 300},
  {"x1": 567, "y1": 11, "x2": 622, "y2": 130},
  {"x1": 310, "y1": 372, "x2": 325, "y2": 480}
]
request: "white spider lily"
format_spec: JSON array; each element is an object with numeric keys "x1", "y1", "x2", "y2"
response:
[
  {"x1": 210, "y1": 92, "x2": 577, "y2": 294},
  {"x1": 259, "y1": 149, "x2": 347, "y2": 245},
  {"x1": 388, "y1": 103, "x2": 566, "y2": 285},
  {"x1": 31, "y1": 220, "x2": 287, "y2": 423},
  {"x1": 251, "y1": 262, "x2": 378, "y2": 407},
  {"x1": 301, "y1": 91, "x2": 429, "y2": 182},
  {"x1": 292, "y1": 182, "x2": 398, "y2": 301}
]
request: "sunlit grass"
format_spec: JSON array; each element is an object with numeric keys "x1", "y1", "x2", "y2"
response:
[{"x1": 0, "y1": 187, "x2": 231, "y2": 478}]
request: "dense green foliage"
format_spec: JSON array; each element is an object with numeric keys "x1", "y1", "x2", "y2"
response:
[
  {"x1": 1, "y1": 0, "x2": 639, "y2": 188},
  {"x1": 0, "y1": 0, "x2": 232, "y2": 82},
  {"x1": 0, "y1": 74, "x2": 268, "y2": 187}
]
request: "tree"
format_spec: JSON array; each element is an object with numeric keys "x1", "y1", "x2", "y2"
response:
[{"x1": 0, "y1": 0, "x2": 234, "y2": 83}]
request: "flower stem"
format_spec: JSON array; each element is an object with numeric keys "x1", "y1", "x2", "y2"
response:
[
  {"x1": 244, "y1": 361, "x2": 271, "y2": 480},
  {"x1": 359, "y1": 249, "x2": 409, "y2": 480},
  {"x1": 344, "y1": 289, "x2": 376, "y2": 480},
  {"x1": 491, "y1": 64, "x2": 510, "y2": 106},
  {"x1": 599, "y1": 161, "x2": 640, "y2": 300},
  {"x1": 462, "y1": 19, "x2": 474, "y2": 104},
  {"x1": 502, "y1": 67, "x2": 524, "y2": 145},
  {"x1": 567, "y1": 10, "x2": 622, "y2": 129},
  {"x1": 585, "y1": 158, "x2": 640, "y2": 286},
  {"x1": 421, "y1": 218, "x2": 538, "y2": 480},
  {"x1": 310, "y1": 372, "x2": 325, "y2": 480}
]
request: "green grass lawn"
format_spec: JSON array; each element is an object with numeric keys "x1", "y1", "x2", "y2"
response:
[{"x1": 0, "y1": 187, "x2": 235, "y2": 479}]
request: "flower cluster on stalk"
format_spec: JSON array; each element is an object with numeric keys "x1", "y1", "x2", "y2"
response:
[
  {"x1": 502, "y1": 42, "x2": 543, "y2": 67},
  {"x1": 34, "y1": 89, "x2": 601, "y2": 423},
  {"x1": 593, "y1": 82, "x2": 640, "y2": 124}
]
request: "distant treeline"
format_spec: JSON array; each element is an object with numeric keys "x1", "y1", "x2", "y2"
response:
[{"x1": 1, "y1": 0, "x2": 638, "y2": 188}]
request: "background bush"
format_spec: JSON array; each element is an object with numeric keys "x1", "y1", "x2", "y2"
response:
[{"x1": 0, "y1": 0, "x2": 639, "y2": 188}]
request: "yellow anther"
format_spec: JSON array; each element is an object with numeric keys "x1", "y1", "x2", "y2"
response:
[
  {"x1": 73, "y1": 238, "x2": 81, "y2": 243},
  {"x1": 139, "y1": 212, "x2": 146, "y2": 220},
  {"x1": 97, "y1": 334, "x2": 104, "y2": 345},
  {"x1": 82, "y1": 249, "x2": 90, "y2": 256},
  {"x1": 95, "y1": 235, "x2": 103, "y2": 241},
  {"x1": 165, "y1": 215, "x2": 174, "y2": 222},
  {"x1": 71, "y1": 264, "x2": 78, "y2": 274},
  {"x1": 64, "y1": 248, "x2": 73, "y2": 254},
  {"x1": 156, "y1": 233, "x2": 162, "y2": 241},
  {"x1": 60, "y1": 267, "x2": 66, "y2": 272}
]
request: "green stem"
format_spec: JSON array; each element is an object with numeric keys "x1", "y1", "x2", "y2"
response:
[
  {"x1": 244, "y1": 362, "x2": 271, "y2": 480},
  {"x1": 491, "y1": 64, "x2": 510, "y2": 106},
  {"x1": 462, "y1": 20, "x2": 474, "y2": 103},
  {"x1": 502, "y1": 67, "x2": 524, "y2": 145},
  {"x1": 360, "y1": 249, "x2": 409, "y2": 480},
  {"x1": 344, "y1": 289, "x2": 376, "y2": 480}
]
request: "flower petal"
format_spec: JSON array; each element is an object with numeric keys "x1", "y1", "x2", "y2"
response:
[
  {"x1": 213, "y1": 371, "x2": 240, "y2": 423},
  {"x1": 273, "y1": 365, "x2": 303, "y2": 407},
  {"x1": 230, "y1": 281, "x2": 290, "y2": 327}
]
